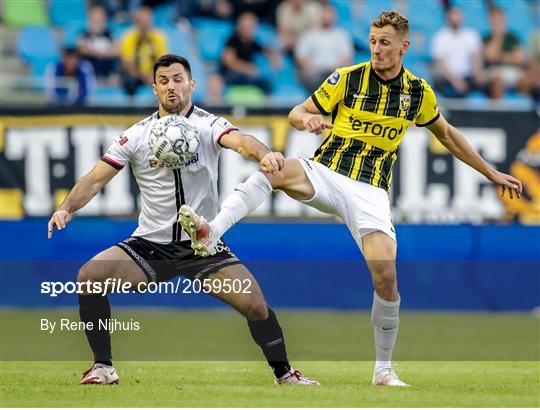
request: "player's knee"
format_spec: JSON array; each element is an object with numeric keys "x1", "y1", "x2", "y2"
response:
[
  {"x1": 371, "y1": 263, "x2": 396, "y2": 289},
  {"x1": 242, "y1": 297, "x2": 268, "y2": 321},
  {"x1": 263, "y1": 171, "x2": 286, "y2": 190},
  {"x1": 77, "y1": 261, "x2": 105, "y2": 284},
  {"x1": 369, "y1": 260, "x2": 394, "y2": 277}
]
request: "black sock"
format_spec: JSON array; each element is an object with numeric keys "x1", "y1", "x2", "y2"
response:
[
  {"x1": 78, "y1": 293, "x2": 112, "y2": 364},
  {"x1": 247, "y1": 307, "x2": 291, "y2": 378}
]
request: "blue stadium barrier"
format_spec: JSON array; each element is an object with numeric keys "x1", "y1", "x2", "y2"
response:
[{"x1": 0, "y1": 220, "x2": 538, "y2": 310}]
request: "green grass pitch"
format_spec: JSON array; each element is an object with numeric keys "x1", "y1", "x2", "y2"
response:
[{"x1": 1, "y1": 309, "x2": 539, "y2": 407}]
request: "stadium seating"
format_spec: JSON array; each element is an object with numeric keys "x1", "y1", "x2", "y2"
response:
[
  {"x1": 110, "y1": 20, "x2": 133, "y2": 41},
  {"x1": 453, "y1": 0, "x2": 490, "y2": 35},
  {"x1": 334, "y1": 0, "x2": 368, "y2": 48},
  {"x1": 30, "y1": 58, "x2": 51, "y2": 81},
  {"x1": 254, "y1": 22, "x2": 279, "y2": 48},
  {"x1": 49, "y1": 0, "x2": 86, "y2": 28},
  {"x1": 253, "y1": 53, "x2": 273, "y2": 78},
  {"x1": 225, "y1": 85, "x2": 266, "y2": 107},
  {"x1": 62, "y1": 21, "x2": 86, "y2": 47},
  {"x1": 3, "y1": 0, "x2": 537, "y2": 107},
  {"x1": 358, "y1": 0, "x2": 395, "y2": 26},
  {"x1": 134, "y1": 86, "x2": 157, "y2": 105},
  {"x1": 191, "y1": 18, "x2": 233, "y2": 62},
  {"x1": 164, "y1": 27, "x2": 195, "y2": 58},
  {"x1": 152, "y1": 2, "x2": 178, "y2": 29},
  {"x1": 190, "y1": 55, "x2": 208, "y2": 103},
  {"x1": 2, "y1": 0, "x2": 48, "y2": 27},
  {"x1": 18, "y1": 27, "x2": 59, "y2": 64},
  {"x1": 407, "y1": 30, "x2": 432, "y2": 62},
  {"x1": 89, "y1": 86, "x2": 128, "y2": 106},
  {"x1": 271, "y1": 55, "x2": 308, "y2": 105},
  {"x1": 405, "y1": 0, "x2": 444, "y2": 38}
]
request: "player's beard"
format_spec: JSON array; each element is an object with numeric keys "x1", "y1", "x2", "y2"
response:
[{"x1": 161, "y1": 94, "x2": 186, "y2": 114}]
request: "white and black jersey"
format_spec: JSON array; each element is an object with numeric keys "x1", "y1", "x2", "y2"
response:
[{"x1": 102, "y1": 104, "x2": 237, "y2": 244}]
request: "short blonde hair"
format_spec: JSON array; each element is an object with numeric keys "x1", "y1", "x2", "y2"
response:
[{"x1": 371, "y1": 11, "x2": 409, "y2": 37}]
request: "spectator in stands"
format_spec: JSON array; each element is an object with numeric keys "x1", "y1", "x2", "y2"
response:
[
  {"x1": 206, "y1": 73, "x2": 226, "y2": 106},
  {"x1": 120, "y1": 6, "x2": 167, "y2": 96},
  {"x1": 77, "y1": 4, "x2": 118, "y2": 85},
  {"x1": 295, "y1": 3, "x2": 353, "y2": 93},
  {"x1": 277, "y1": 0, "x2": 322, "y2": 57},
  {"x1": 230, "y1": 0, "x2": 279, "y2": 25},
  {"x1": 431, "y1": 7, "x2": 485, "y2": 98},
  {"x1": 97, "y1": 0, "x2": 134, "y2": 18},
  {"x1": 46, "y1": 47, "x2": 96, "y2": 105},
  {"x1": 483, "y1": 6, "x2": 528, "y2": 99},
  {"x1": 192, "y1": 0, "x2": 233, "y2": 20},
  {"x1": 219, "y1": 12, "x2": 279, "y2": 94}
]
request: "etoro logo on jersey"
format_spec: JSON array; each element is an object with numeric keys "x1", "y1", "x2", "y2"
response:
[{"x1": 348, "y1": 115, "x2": 404, "y2": 140}]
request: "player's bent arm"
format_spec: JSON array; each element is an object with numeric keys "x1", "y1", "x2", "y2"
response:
[
  {"x1": 288, "y1": 97, "x2": 333, "y2": 134},
  {"x1": 220, "y1": 130, "x2": 284, "y2": 173},
  {"x1": 220, "y1": 130, "x2": 271, "y2": 162},
  {"x1": 427, "y1": 116, "x2": 495, "y2": 178},
  {"x1": 48, "y1": 161, "x2": 120, "y2": 238},
  {"x1": 426, "y1": 115, "x2": 522, "y2": 197}
]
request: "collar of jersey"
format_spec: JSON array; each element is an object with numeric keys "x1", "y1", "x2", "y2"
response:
[{"x1": 369, "y1": 64, "x2": 404, "y2": 86}]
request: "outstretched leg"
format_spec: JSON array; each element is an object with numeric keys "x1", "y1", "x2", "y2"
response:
[{"x1": 179, "y1": 158, "x2": 314, "y2": 255}]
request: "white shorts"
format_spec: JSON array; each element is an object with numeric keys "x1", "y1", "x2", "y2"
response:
[{"x1": 298, "y1": 158, "x2": 396, "y2": 251}]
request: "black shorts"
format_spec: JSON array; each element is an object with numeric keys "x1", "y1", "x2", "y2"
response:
[{"x1": 115, "y1": 236, "x2": 241, "y2": 283}]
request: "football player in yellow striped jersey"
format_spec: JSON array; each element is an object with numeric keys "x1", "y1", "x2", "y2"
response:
[{"x1": 179, "y1": 11, "x2": 522, "y2": 387}]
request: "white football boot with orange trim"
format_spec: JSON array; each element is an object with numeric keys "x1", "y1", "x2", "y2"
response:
[{"x1": 178, "y1": 204, "x2": 218, "y2": 256}]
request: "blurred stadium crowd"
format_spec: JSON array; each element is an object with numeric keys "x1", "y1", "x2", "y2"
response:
[{"x1": 1, "y1": 0, "x2": 539, "y2": 107}]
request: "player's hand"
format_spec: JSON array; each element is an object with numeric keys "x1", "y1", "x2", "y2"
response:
[
  {"x1": 303, "y1": 114, "x2": 333, "y2": 135},
  {"x1": 47, "y1": 210, "x2": 72, "y2": 239},
  {"x1": 489, "y1": 171, "x2": 522, "y2": 199},
  {"x1": 260, "y1": 152, "x2": 285, "y2": 174},
  {"x1": 452, "y1": 78, "x2": 469, "y2": 95}
]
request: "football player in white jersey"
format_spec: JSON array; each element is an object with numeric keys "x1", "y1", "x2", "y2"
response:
[{"x1": 47, "y1": 54, "x2": 318, "y2": 386}]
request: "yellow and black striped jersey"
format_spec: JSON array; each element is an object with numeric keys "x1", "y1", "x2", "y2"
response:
[{"x1": 310, "y1": 62, "x2": 440, "y2": 191}]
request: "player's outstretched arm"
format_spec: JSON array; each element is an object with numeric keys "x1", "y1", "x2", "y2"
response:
[
  {"x1": 220, "y1": 130, "x2": 284, "y2": 174},
  {"x1": 288, "y1": 97, "x2": 334, "y2": 134},
  {"x1": 427, "y1": 115, "x2": 522, "y2": 199},
  {"x1": 47, "y1": 161, "x2": 120, "y2": 238}
]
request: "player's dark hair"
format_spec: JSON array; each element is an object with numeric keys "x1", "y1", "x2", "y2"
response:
[
  {"x1": 371, "y1": 11, "x2": 409, "y2": 37},
  {"x1": 153, "y1": 54, "x2": 192, "y2": 80}
]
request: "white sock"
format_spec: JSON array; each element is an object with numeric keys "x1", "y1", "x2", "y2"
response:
[
  {"x1": 371, "y1": 291, "x2": 400, "y2": 374},
  {"x1": 209, "y1": 171, "x2": 273, "y2": 238}
]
